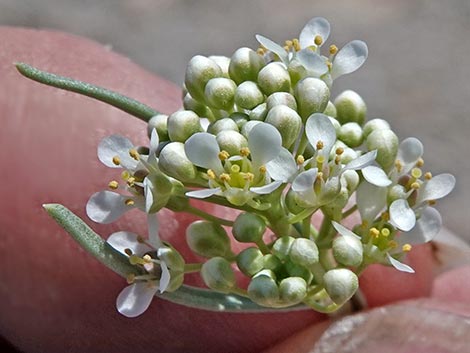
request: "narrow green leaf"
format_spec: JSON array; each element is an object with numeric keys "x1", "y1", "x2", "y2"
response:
[{"x1": 16, "y1": 63, "x2": 158, "y2": 121}]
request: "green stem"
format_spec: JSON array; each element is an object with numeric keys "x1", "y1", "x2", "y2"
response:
[
  {"x1": 255, "y1": 239, "x2": 271, "y2": 254},
  {"x1": 15, "y1": 63, "x2": 158, "y2": 122},
  {"x1": 185, "y1": 205, "x2": 234, "y2": 226},
  {"x1": 184, "y1": 263, "x2": 203, "y2": 273},
  {"x1": 317, "y1": 213, "x2": 333, "y2": 242},
  {"x1": 302, "y1": 216, "x2": 312, "y2": 238},
  {"x1": 342, "y1": 204, "x2": 358, "y2": 219}
]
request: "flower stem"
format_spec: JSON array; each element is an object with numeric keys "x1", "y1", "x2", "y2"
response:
[
  {"x1": 185, "y1": 204, "x2": 234, "y2": 226},
  {"x1": 15, "y1": 63, "x2": 158, "y2": 121},
  {"x1": 184, "y1": 263, "x2": 203, "y2": 273},
  {"x1": 342, "y1": 204, "x2": 358, "y2": 219}
]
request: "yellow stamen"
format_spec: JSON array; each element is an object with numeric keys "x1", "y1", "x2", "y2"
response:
[
  {"x1": 316, "y1": 141, "x2": 324, "y2": 150},
  {"x1": 296, "y1": 155, "x2": 305, "y2": 165},
  {"x1": 121, "y1": 170, "x2": 130, "y2": 181},
  {"x1": 335, "y1": 155, "x2": 342, "y2": 165},
  {"x1": 129, "y1": 149, "x2": 140, "y2": 161},
  {"x1": 127, "y1": 177, "x2": 136, "y2": 186},
  {"x1": 362, "y1": 220, "x2": 369, "y2": 228},
  {"x1": 381, "y1": 212, "x2": 390, "y2": 222},
  {"x1": 336, "y1": 147, "x2": 344, "y2": 155},
  {"x1": 207, "y1": 169, "x2": 216, "y2": 179},
  {"x1": 316, "y1": 172, "x2": 324, "y2": 181},
  {"x1": 126, "y1": 274, "x2": 136, "y2": 284},
  {"x1": 244, "y1": 172, "x2": 254, "y2": 182},
  {"x1": 395, "y1": 160, "x2": 403, "y2": 173},
  {"x1": 285, "y1": 40, "x2": 293, "y2": 48},
  {"x1": 108, "y1": 180, "x2": 119, "y2": 190},
  {"x1": 125, "y1": 199, "x2": 135, "y2": 206},
  {"x1": 240, "y1": 147, "x2": 250, "y2": 157},
  {"x1": 327, "y1": 61, "x2": 332, "y2": 70},
  {"x1": 292, "y1": 38, "x2": 301, "y2": 51},
  {"x1": 112, "y1": 156, "x2": 121, "y2": 166},
  {"x1": 402, "y1": 244, "x2": 412, "y2": 252},
  {"x1": 259, "y1": 166, "x2": 267, "y2": 174},
  {"x1": 329, "y1": 44, "x2": 338, "y2": 55},
  {"x1": 424, "y1": 172, "x2": 432, "y2": 180},
  {"x1": 410, "y1": 182, "x2": 421, "y2": 190},
  {"x1": 220, "y1": 173, "x2": 231, "y2": 182},
  {"x1": 142, "y1": 254, "x2": 152, "y2": 263},
  {"x1": 369, "y1": 227, "x2": 380, "y2": 238},
  {"x1": 124, "y1": 248, "x2": 133, "y2": 256},
  {"x1": 416, "y1": 158, "x2": 424, "y2": 167},
  {"x1": 257, "y1": 48, "x2": 265, "y2": 56},
  {"x1": 129, "y1": 255, "x2": 145, "y2": 265},
  {"x1": 218, "y1": 150, "x2": 230, "y2": 161},
  {"x1": 428, "y1": 200, "x2": 437, "y2": 206},
  {"x1": 388, "y1": 240, "x2": 398, "y2": 249},
  {"x1": 314, "y1": 35, "x2": 323, "y2": 46}
]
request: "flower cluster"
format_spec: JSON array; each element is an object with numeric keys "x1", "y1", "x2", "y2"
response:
[{"x1": 84, "y1": 17, "x2": 454, "y2": 316}]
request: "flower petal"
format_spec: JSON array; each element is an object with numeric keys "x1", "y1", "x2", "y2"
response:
[
  {"x1": 305, "y1": 113, "x2": 336, "y2": 156},
  {"x1": 266, "y1": 147, "x2": 298, "y2": 182},
  {"x1": 295, "y1": 49, "x2": 328, "y2": 76},
  {"x1": 389, "y1": 199, "x2": 416, "y2": 232},
  {"x1": 387, "y1": 253, "x2": 415, "y2": 273},
  {"x1": 149, "y1": 128, "x2": 160, "y2": 156},
  {"x1": 250, "y1": 180, "x2": 283, "y2": 194},
  {"x1": 356, "y1": 181, "x2": 387, "y2": 222},
  {"x1": 396, "y1": 137, "x2": 423, "y2": 174},
  {"x1": 417, "y1": 173, "x2": 456, "y2": 203},
  {"x1": 186, "y1": 187, "x2": 221, "y2": 199},
  {"x1": 158, "y1": 260, "x2": 171, "y2": 293},
  {"x1": 344, "y1": 151, "x2": 378, "y2": 172},
  {"x1": 299, "y1": 17, "x2": 331, "y2": 49},
  {"x1": 107, "y1": 231, "x2": 152, "y2": 256},
  {"x1": 116, "y1": 282, "x2": 158, "y2": 318},
  {"x1": 184, "y1": 132, "x2": 224, "y2": 174},
  {"x1": 86, "y1": 191, "x2": 132, "y2": 224},
  {"x1": 332, "y1": 221, "x2": 361, "y2": 239},
  {"x1": 248, "y1": 122, "x2": 282, "y2": 168},
  {"x1": 399, "y1": 207, "x2": 442, "y2": 244},
  {"x1": 292, "y1": 168, "x2": 318, "y2": 193},
  {"x1": 362, "y1": 165, "x2": 392, "y2": 187},
  {"x1": 255, "y1": 34, "x2": 288, "y2": 64},
  {"x1": 97, "y1": 135, "x2": 138, "y2": 170},
  {"x1": 330, "y1": 40, "x2": 368, "y2": 80}
]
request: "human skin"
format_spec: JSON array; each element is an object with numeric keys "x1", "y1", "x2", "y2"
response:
[{"x1": 0, "y1": 27, "x2": 468, "y2": 353}]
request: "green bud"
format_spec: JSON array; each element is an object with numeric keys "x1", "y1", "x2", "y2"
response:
[
  {"x1": 257, "y1": 62, "x2": 291, "y2": 96},
  {"x1": 387, "y1": 184, "x2": 407, "y2": 205},
  {"x1": 216, "y1": 130, "x2": 248, "y2": 156},
  {"x1": 207, "y1": 118, "x2": 239, "y2": 135},
  {"x1": 230, "y1": 112, "x2": 249, "y2": 130},
  {"x1": 324, "y1": 101, "x2": 337, "y2": 117},
  {"x1": 289, "y1": 238, "x2": 319, "y2": 267},
  {"x1": 209, "y1": 55, "x2": 230, "y2": 78},
  {"x1": 334, "y1": 90, "x2": 367, "y2": 125},
  {"x1": 285, "y1": 261, "x2": 314, "y2": 284},
  {"x1": 249, "y1": 103, "x2": 268, "y2": 121},
  {"x1": 234, "y1": 81, "x2": 265, "y2": 110},
  {"x1": 232, "y1": 212, "x2": 266, "y2": 243},
  {"x1": 229, "y1": 47, "x2": 265, "y2": 84},
  {"x1": 272, "y1": 236, "x2": 295, "y2": 261},
  {"x1": 185, "y1": 55, "x2": 223, "y2": 102},
  {"x1": 338, "y1": 122, "x2": 364, "y2": 148},
  {"x1": 333, "y1": 233, "x2": 363, "y2": 267},
  {"x1": 166, "y1": 272, "x2": 184, "y2": 292},
  {"x1": 366, "y1": 129, "x2": 399, "y2": 171},
  {"x1": 340, "y1": 147, "x2": 358, "y2": 164},
  {"x1": 237, "y1": 247, "x2": 264, "y2": 276},
  {"x1": 183, "y1": 93, "x2": 210, "y2": 118},
  {"x1": 204, "y1": 77, "x2": 236, "y2": 110},
  {"x1": 279, "y1": 277, "x2": 307, "y2": 305},
  {"x1": 266, "y1": 92, "x2": 297, "y2": 111},
  {"x1": 363, "y1": 118, "x2": 391, "y2": 138},
  {"x1": 341, "y1": 170, "x2": 360, "y2": 192},
  {"x1": 262, "y1": 254, "x2": 282, "y2": 272},
  {"x1": 147, "y1": 114, "x2": 169, "y2": 141},
  {"x1": 240, "y1": 121, "x2": 261, "y2": 139},
  {"x1": 158, "y1": 245, "x2": 186, "y2": 273},
  {"x1": 145, "y1": 172, "x2": 173, "y2": 212},
  {"x1": 265, "y1": 105, "x2": 302, "y2": 148},
  {"x1": 323, "y1": 268, "x2": 359, "y2": 305},
  {"x1": 287, "y1": 59, "x2": 307, "y2": 86},
  {"x1": 294, "y1": 77, "x2": 330, "y2": 120},
  {"x1": 322, "y1": 186, "x2": 350, "y2": 220},
  {"x1": 201, "y1": 257, "x2": 236, "y2": 293},
  {"x1": 158, "y1": 142, "x2": 198, "y2": 182},
  {"x1": 186, "y1": 221, "x2": 232, "y2": 258},
  {"x1": 247, "y1": 271, "x2": 279, "y2": 306},
  {"x1": 285, "y1": 188, "x2": 304, "y2": 214},
  {"x1": 167, "y1": 110, "x2": 203, "y2": 142}
]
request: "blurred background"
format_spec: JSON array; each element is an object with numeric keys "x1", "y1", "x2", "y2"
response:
[{"x1": 1, "y1": 0, "x2": 469, "y2": 239}]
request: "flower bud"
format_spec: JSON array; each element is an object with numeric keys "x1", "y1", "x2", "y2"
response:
[
  {"x1": 294, "y1": 77, "x2": 330, "y2": 120},
  {"x1": 387, "y1": 184, "x2": 407, "y2": 205},
  {"x1": 334, "y1": 90, "x2": 367, "y2": 125},
  {"x1": 240, "y1": 120, "x2": 261, "y2": 139},
  {"x1": 229, "y1": 47, "x2": 266, "y2": 84},
  {"x1": 266, "y1": 92, "x2": 298, "y2": 111},
  {"x1": 207, "y1": 118, "x2": 239, "y2": 135},
  {"x1": 185, "y1": 55, "x2": 223, "y2": 102},
  {"x1": 263, "y1": 254, "x2": 282, "y2": 272},
  {"x1": 201, "y1": 257, "x2": 236, "y2": 293},
  {"x1": 363, "y1": 118, "x2": 390, "y2": 138},
  {"x1": 158, "y1": 142, "x2": 198, "y2": 182},
  {"x1": 285, "y1": 189, "x2": 304, "y2": 214},
  {"x1": 328, "y1": 116, "x2": 341, "y2": 133},
  {"x1": 247, "y1": 270, "x2": 279, "y2": 306},
  {"x1": 366, "y1": 129, "x2": 399, "y2": 171},
  {"x1": 341, "y1": 170, "x2": 360, "y2": 192},
  {"x1": 186, "y1": 221, "x2": 232, "y2": 258},
  {"x1": 230, "y1": 112, "x2": 249, "y2": 130},
  {"x1": 236, "y1": 247, "x2": 264, "y2": 276},
  {"x1": 209, "y1": 55, "x2": 230, "y2": 78},
  {"x1": 183, "y1": 93, "x2": 210, "y2": 118},
  {"x1": 216, "y1": 130, "x2": 248, "y2": 156},
  {"x1": 204, "y1": 77, "x2": 237, "y2": 110},
  {"x1": 147, "y1": 114, "x2": 169, "y2": 141},
  {"x1": 158, "y1": 245, "x2": 186, "y2": 273},
  {"x1": 333, "y1": 234, "x2": 363, "y2": 267},
  {"x1": 323, "y1": 268, "x2": 359, "y2": 305},
  {"x1": 166, "y1": 272, "x2": 185, "y2": 292},
  {"x1": 249, "y1": 103, "x2": 268, "y2": 121},
  {"x1": 338, "y1": 122, "x2": 364, "y2": 148},
  {"x1": 232, "y1": 212, "x2": 266, "y2": 243},
  {"x1": 167, "y1": 110, "x2": 203, "y2": 143},
  {"x1": 265, "y1": 105, "x2": 302, "y2": 148},
  {"x1": 272, "y1": 236, "x2": 295, "y2": 261},
  {"x1": 257, "y1": 62, "x2": 291, "y2": 96},
  {"x1": 234, "y1": 81, "x2": 265, "y2": 110},
  {"x1": 289, "y1": 238, "x2": 319, "y2": 267},
  {"x1": 285, "y1": 261, "x2": 314, "y2": 284},
  {"x1": 279, "y1": 277, "x2": 307, "y2": 305},
  {"x1": 340, "y1": 147, "x2": 358, "y2": 164},
  {"x1": 324, "y1": 101, "x2": 337, "y2": 117},
  {"x1": 287, "y1": 59, "x2": 307, "y2": 86}
]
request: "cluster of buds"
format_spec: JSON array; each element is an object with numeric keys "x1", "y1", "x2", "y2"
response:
[{"x1": 81, "y1": 17, "x2": 455, "y2": 317}]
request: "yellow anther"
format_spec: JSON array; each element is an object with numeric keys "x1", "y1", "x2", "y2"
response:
[
  {"x1": 314, "y1": 35, "x2": 323, "y2": 46},
  {"x1": 381, "y1": 228, "x2": 390, "y2": 237},
  {"x1": 112, "y1": 156, "x2": 121, "y2": 166},
  {"x1": 244, "y1": 172, "x2": 255, "y2": 182},
  {"x1": 126, "y1": 274, "x2": 136, "y2": 284},
  {"x1": 108, "y1": 180, "x2": 119, "y2": 190},
  {"x1": 316, "y1": 172, "x2": 324, "y2": 181},
  {"x1": 220, "y1": 173, "x2": 231, "y2": 182},
  {"x1": 283, "y1": 45, "x2": 289, "y2": 51},
  {"x1": 129, "y1": 149, "x2": 140, "y2": 161},
  {"x1": 402, "y1": 244, "x2": 412, "y2": 252},
  {"x1": 428, "y1": 200, "x2": 437, "y2": 206},
  {"x1": 327, "y1": 61, "x2": 333, "y2": 70},
  {"x1": 316, "y1": 141, "x2": 324, "y2": 150},
  {"x1": 257, "y1": 48, "x2": 265, "y2": 56},
  {"x1": 411, "y1": 168, "x2": 422, "y2": 179},
  {"x1": 336, "y1": 147, "x2": 344, "y2": 155},
  {"x1": 121, "y1": 170, "x2": 130, "y2": 181},
  {"x1": 296, "y1": 155, "x2": 305, "y2": 165},
  {"x1": 329, "y1": 44, "x2": 338, "y2": 55},
  {"x1": 381, "y1": 212, "x2": 390, "y2": 222},
  {"x1": 125, "y1": 199, "x2": 135, "y2": 206},
  {"x1": 335, "y1": 156, "x2": 341, "y2": 165},
  {"x1": 231, "y1": 164, "x2": 240, "y2": 173},
  {"x1": 416, "y1": 158, "x2": 424, "y2": 167},
  {"x1": 369, "y1": 227, "x2": 380, "y2": 238},
  {"x1": 410, "y1": 182, "x2": 421, "y2": 190},
  {"x1": 285, "y1": 40, "x2": 293, "y2": 48},
  {"x1": 292, "y1": 38, "x2": 301, "y2": 51},
  {"x1": 127, "y1": 176, "x2": 136, "y2": 186},
  {"x1": 207, "y1": 169, "x2": 216, "y2": 179},
  {"x1": 424, "y1": 172, "x2": 432, "y2": 180},
  {"x1": 142, "y1": 254, "x2": 152, "y2": 263},
  {"x1": 124, "y1": 248, "x2": 133, "y2": 256},
  {"x1": 395, "y1": 160, "x2": 403, "y2": 173},
  {"x1": 388, "y1": 240, "x2": 398, "y2": 249},
  {"x1": 129, "y1": 255, "x2": 145, "y2": 265},
  {"x1": 259, "y1": 165, "x2": 267, "y2": 174},
  {"x1": 218, "y1": 150, "x2": 230, "y2": 161},
  {"x1": 240, "y1": 147, "x2": 250, "y2": 157}
]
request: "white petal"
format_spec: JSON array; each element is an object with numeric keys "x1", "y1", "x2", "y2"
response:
[
  {"x1": 305, "y1": 113, "x2": 336, "y2": 156},
  {"x1": 356, "y1": 182, "x2": 387, "y2": 222},
  {"x1": 399, "y1": 207, "x2": 442, "y2": 244},
  {"x1": 250, "y1": 180, "x2": 283, "y2": 194},
  {"x1": 97, "y1": 135, "x2": 138, "y2": 170},
  {"x1": 362, "y1": 165, "x2": 392, "y2": 187},
  {"x1": 397, "y1": 137, "x2": 423, "y2": 173},
  {"x1": 86, "y1": 191, "x2": 132, "y2": 224},
  {"x1": 149, "y1": 128, "x2": 160, "y2": 156},
  {"x1": 332, "y1": 221, "x2": 361, "y2": 239},
  {"x1": 299, "y1": 17, "x2": 331, "y2": 49},
  {"x1": 184, "y1": 133, "x2": 224, "y2": 174},
  {"x1": 107, "y1": 231, "x2": 152, "y2": 256},
  {"x1": 255, "y1": 34, "x2": 288, "y2": 64},
  {"x1": 248, "y1": 123, "x2": 282, "y2": 168},
  {"x1": 147, "y1": 213, "x2": 162, "y2": 249},
  {"x1": 417, "y1": 173, "x2": 456, "y2": 203},
  {"x1": 292, "y1": 168, "x2": 318, "y2": 192},
  {"x1": 387, "y1": 253, "x2": 415, "y2": 273},
  {"x1": 158, "y1": 261, "x2": 171, "y2": 293},
  {"x1": 186, "y1": 187, "x2": 221, "y2": 199},
  {"x1": 144, "y1": 178, "x2": 154, "y2": 214},
  {"x1": 116, "y1": 282, "x2": 158, "y2": 318},
  {"x1": 389, "y1": 199, "x2": 416, "y2": 232},
  {"x1": 343, "y1": 151, "x2": 378, "y2": 171},
  {"x1": 265, "y1": 147, "x2": 298, "y2": 182},
  {"x1": 330, "y1": 40, "x2": 368, "y2": 80},
  {"x1": 295, "y1": 50, "x2": 328, "y2": 75}
]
